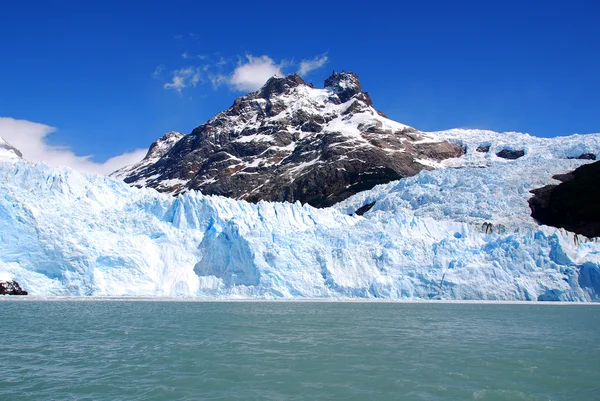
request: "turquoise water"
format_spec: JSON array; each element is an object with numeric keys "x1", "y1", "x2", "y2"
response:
[{"x1": 0, "y1": 301, "x2": 598, "y2": 400}]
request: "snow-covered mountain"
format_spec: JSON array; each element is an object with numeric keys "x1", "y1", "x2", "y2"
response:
[
  {"x1": 1, "y1": 132, "x2": 599, "y2": 299},
  {"x1": 0, "y1": 136, "x2": 23, "y2": 162},
  {"x1": 112, "y1": 131, "x2": 184, "y2": 181},
  {"x1": 1, "y1": 77, "x2": 599, "y2": 300},
  {"x1": 113, "y1": 72, "x2": 465, "y2": 207}
]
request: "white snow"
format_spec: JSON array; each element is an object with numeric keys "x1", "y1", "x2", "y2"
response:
[
  {"x1": 234, "y1": 134, "x2": 274, "y2": 143},
  {"x1": 428, "y1": 128, "x2": 600, "y2": 167},
  {"x1": 1, "y1": 127, "x2": 600, "y2": 300},
  {"x1": 0, "y1": 136, "x2": 22, "y2": 163},
  {"x1": 111, "y1": 132, "x2": 184, "y2": 180}
]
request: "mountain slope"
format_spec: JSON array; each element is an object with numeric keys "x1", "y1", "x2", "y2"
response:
[
  {"x1": 0, "y1": 136, "x2": 23, "y2": 162},
  {"x1": 115, "y1": 72, "x2": 464, "y2": 207},
  {"x1": 112, "y1": 131, "x2": 184, "y2": 183}
]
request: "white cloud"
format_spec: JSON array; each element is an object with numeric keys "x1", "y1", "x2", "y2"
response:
[
  {"x1": 158, "y1": 52, "x2": 329, "y2": 93},
  {"x1": 229, "y1": 55, "x2": 283, "y2": 92},
  {"x1": 298, "y1": 54, "x2": 328, "y2": 76},
  {"x1": 0, "y1": 117, "x2": 147, "y2": 175},
  {"x1": 164, "y1": 67, "x2": 202, "y2": 93}
]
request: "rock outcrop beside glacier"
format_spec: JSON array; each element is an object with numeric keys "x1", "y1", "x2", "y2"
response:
[
  {"x1": 529, "y1": 160, "x2": 600, "y2": 238},
  {"x1": 0, "y1": 280, "x2": 28, "y2": 295}
]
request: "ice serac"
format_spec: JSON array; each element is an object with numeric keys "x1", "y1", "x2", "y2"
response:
[
  {"x1": 115, "y1": 71, "x2": 464, "y2": 207},
  {"x1": 2, "y1": 127, "x2": 600, "y2": 300}
]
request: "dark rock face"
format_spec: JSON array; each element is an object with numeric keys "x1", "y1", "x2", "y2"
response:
[
  {"x1": 324, "y1": 71, "x2": 373, "y2": 106},
  {"x1": 115, "y1": 71, "x2": 465, "y2": 207},
  {"x1": 0, "y1": 139, "x2": 23, "y2": 158},
  {"x1": 353, "y1": 202, "x2": 376, "y2": 216},
  {"x1": 568, "y1": 153, "x2": 596, "y2": 160},
  {"x1": 476, "y1": 145, "x2": 490, "y2": 153},
  {"x1": 529, "y1": 160, "x2": 600, "y2": 238},
  {"x1": 496, "y1": 149, "x2": 525, "y2": 159},
  {"x1": 0, "y1": 280, "x2": 28, "y2": 295}
]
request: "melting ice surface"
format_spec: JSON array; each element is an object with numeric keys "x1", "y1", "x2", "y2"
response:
[{"x1": 1, "y1": 129, "x2": 600, "y2": 300}]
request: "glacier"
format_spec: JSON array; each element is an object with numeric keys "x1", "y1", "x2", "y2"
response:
[{"x1": 1, "y1": 130, "x2": 600, "y2": 300}]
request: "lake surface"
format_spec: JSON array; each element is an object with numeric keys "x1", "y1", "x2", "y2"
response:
[{"x1": 0, "y1": 300, "x2": 598, "y2": 400}]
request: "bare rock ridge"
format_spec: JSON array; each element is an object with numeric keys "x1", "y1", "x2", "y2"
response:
[
  {"x1": 529, "y1": 160, "x2": 600, "y2": 238},
  {"x1": 113, "y1": 71, "x2": 465, "y2": 207},
  {"x1": 0, "y1": 280, "x2": 28, "y2": 295}
]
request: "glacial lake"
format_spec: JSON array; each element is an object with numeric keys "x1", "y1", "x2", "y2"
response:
[{"x1": 0, "y1": 300, "x2": 598, "y2": 400}]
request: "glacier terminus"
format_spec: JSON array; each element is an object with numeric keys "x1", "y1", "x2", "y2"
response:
[{"x1": 1, "y1": 126, "x2": 599, "y2": 300}]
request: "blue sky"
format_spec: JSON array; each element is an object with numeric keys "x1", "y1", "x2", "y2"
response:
[{"x1": 1, "y1": 0, "x2": 598, "y2": 173}]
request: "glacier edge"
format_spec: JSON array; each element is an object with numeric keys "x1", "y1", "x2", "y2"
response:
[{"x1": 1, "y1": 148, "x2": 600, "y2": 300}]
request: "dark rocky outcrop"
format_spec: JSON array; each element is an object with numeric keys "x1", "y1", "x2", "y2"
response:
[
  {"x1": 353, "y1": 202, "x2": 376, "y2": 216},
  {"x1": 568, "y1": 153, "x2": 596, "y2": 160},
  {"x1": 496, "y1": 148, "x2": 525, "y2": 159},
  {"x1": 0, "y1": 138, "x2": 23, "y2": 159},
  {"x1": 114, "y1": 71, "x2": 465, "y2": 207},
  {"x1": 0, "y1": 280, "x2": 28, "y2": 295},
  {"x1": 480, "y1": 222, "x2": 506, "y2": 234},
  {"x1": 529, "y1": 160, "x2": 600, "y2": 238},
  {"x1": 476, "y1": 145, "x2": 490, "y2": 153}
]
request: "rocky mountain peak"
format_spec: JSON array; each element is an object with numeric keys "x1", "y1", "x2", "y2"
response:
[
  {"x1": 110, "y1": 131, "x2": 184, "y2": 180},
  {"x1": 114, "y1": 70, "x2": 465, "y2": 206},
  {"x1": 324, "y1": 71, "x2": 373, "y2": 106},
  {"x1": 145, "y1": 132, "x2": 185, "y2": 160},
  {"x1": 258, "y1": 73, "x2": 307, "y2": 99}
]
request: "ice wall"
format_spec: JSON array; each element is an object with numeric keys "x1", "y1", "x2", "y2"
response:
[{"x1": 1, "y1": 150, "x2": 599, "y2": 300}]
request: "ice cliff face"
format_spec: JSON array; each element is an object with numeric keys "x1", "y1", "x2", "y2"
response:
[
  {"x1": 1, "y1": 128, "x2": 600, "y2": 300},
  {"x1": 113, "y1": 71, "x2": 464, "y2": 207}
]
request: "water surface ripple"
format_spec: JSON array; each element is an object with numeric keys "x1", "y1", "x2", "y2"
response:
[{"x1": 0, "y1": 301, "x2": 598, "y2": 400}]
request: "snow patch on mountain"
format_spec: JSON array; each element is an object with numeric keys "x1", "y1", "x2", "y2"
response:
[
  {"x1": 427, "y1": 129, "x2": 600, "y2": 168},
  {"x1": 111, "y1": 131, "x2": 184, "y2": 180},
  {"x1": 0, "y1": 136, "x2": 23, "y2": 162}
]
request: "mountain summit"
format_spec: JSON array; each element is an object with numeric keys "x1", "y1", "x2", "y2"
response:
[
  {"x1": 113, "y1": 71, "x2": 464, "y2": 207},
  {"x1": 0, "y1": 136, "x2": 23, "y2": 162}
]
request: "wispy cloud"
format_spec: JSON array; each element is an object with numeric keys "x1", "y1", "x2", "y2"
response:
[
  {"x1": 164, "y1": 67, "x2": 202, "y2": 93},
  {"x1": 0, "y1": 117, "x2": 146, "y2": 175},
  {"x1": 298, "y1": 54, "x2": 328, "y2": 76},
  {"x1": 229, "y1": 55, "x2": 283, "y2": 92},
  {"x1": 152, "y1": 64, "x2": 166, "y2": 79},
  {"x1": 209, "y1": 74, "x2": 228, "y2": 89},
  {"x1": 157, "y1": 52, "x2": 329, "y2": 94},
  {"x1": 182, "y1": 51, "x2": 207, "y2": 60}
]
